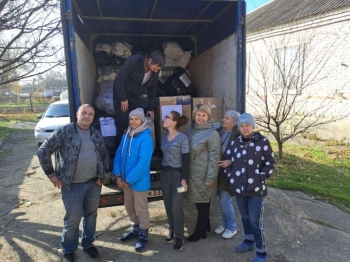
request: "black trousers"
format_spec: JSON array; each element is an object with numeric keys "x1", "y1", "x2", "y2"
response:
[
  {"x1": 114, "y1": 96, "x2": 131, "y2": 149},
  {"x1": 160, "y1": 169, "x2": 185, "y2": 238},
  {"x1": 195, "y1": 202, "x2": 211, "y2": 234},
  {"x1": 113, "y1": 96, "x2": 146, "y2": 148}
]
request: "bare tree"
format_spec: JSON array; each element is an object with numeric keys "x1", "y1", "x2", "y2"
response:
[
  {"x1": 246, "y1": 8, "x2": 350, "y2": 158},
  {"x1": 0, "y1": 0, "x2": 64, "y2": 88},
  {"x1": 37, "y1": 70, "x2": 67, "y2": 91}
]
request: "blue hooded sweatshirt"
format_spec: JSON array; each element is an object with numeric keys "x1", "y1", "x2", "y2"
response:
[{"x1": 113, "y1": 121, "x2": 153, "y2": 192}]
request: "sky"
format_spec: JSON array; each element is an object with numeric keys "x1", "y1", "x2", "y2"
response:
[{"x1": 246, "y1": 0, "x2": 272, "y2": 14}]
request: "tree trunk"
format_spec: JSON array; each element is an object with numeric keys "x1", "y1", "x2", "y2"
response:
[
  {"x1": 278, "y1": 141, "x2": 283, "y2": 159},
  {"x1": 29, "y1": 91, "x2": 34, "y2": 112}
]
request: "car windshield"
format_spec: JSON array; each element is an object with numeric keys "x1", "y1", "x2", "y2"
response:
[{"x1": 44, "y1": 104, "x2": 69, "y2": 118}]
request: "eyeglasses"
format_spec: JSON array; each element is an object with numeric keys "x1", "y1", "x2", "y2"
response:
[{"x1": 165, "y1": 115, "x2": 173, "y2": 120}]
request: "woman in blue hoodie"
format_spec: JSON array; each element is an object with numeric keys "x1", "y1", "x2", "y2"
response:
[{"x1": 112, "y1": 108, "x2": 153, "y2": 252}]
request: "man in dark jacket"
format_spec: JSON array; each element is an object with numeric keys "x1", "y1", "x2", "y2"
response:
[
  {"x1": 37, "y1": 104, "x2": 109, "y2": 262},
  {"x1": 113, "y1": 50, "x2": 165, "y2": 146}
]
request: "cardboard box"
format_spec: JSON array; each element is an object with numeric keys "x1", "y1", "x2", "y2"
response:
[
  {"x1": 192, "y1": 97, "x2": 223, "y2": 108},
  {"x1": 154, "y1": 96, "x2": 192, "y2": 146},
  {"x1": 211, "y1": 108, "x2": 223, "y2": 118},
  {"x1": 192, "y1": 97, "x2": 223, "y2": 120}
]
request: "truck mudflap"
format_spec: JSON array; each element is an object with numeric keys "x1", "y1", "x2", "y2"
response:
[{"x1": 99, "y1": 172, "x2": 162, "y2": 208}]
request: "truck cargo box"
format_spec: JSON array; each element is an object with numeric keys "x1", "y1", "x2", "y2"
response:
[{"x1": 60, "y1": 0, "x2": 246, "y2": 207}]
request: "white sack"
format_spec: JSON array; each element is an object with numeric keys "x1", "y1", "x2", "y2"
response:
[
  {"x1": 95, "y1": 43, "x2": 112, "y2": 54},
  {"x1": 163, "y1": 41, "x2": 184, "y2": 60},
  {"x1": 164, "y1": 51, "x2": 192, "y2": 69},
  {"x1": 111, "y1": 42, "x2": 132, "y2": 58}
]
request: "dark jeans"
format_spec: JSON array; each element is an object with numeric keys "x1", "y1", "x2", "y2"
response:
[
  {"x1": 113, "y1": 97, "x2": 135, "y2": 148},
  {"x1": 160, "y1": 169, "x2": 185, "y2": 238},
  {"x1": 61, "y1": 179, "x2": 102, "y2": 253},
  {"x1": 235, "y1": 195, "x2": 266, "y2": 253},
  {"x1": 195, "y1": 202, "x2": 211, "y2": 234}
]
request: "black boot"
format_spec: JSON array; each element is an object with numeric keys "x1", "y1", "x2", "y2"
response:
[
  {"x1": 186, "y1": 231, "x2": 207, "y2": 242},
  {"x1": 121, "y1": 224, "x2": 140, "y2": 242},
  {"x1": 63, "y1": 253, "x2": 75, "y2": 262},
  {"x1": 207, "y1": 223, "x2": 212, "y2": 232},
  {"x1": 135, "y1": 228, "x2": 148, "y2": 252}
]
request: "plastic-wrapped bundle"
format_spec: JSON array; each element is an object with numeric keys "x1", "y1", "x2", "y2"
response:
[
  {"x1": 96, "y1": 66, "x2": 120, "y2": 83},
  {"x1": 111, "y1": 42, "x2": 132, "y2": 58},
  {"x1": 164, "y1": 51, "x2": 192, "y2": 69},
  {"x1": 95, "y1": 43, "x2": 112, "y2": 54},
  {"x1": 95, "y1": 42, "x2": 129, "y2": 66},
  {"x1": 95, "y1": 81, "x2": 114, "y2": 115},
  {"x1": 95, "y1": 43, "x2": 112, "y2": 66},
  {"x1": 163, "y1": 41, "x2": 184, "y2": 59}
]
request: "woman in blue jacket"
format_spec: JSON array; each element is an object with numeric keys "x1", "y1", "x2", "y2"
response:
[{"x1": 112, "y1": 108, "x2": 153, "y2": 252}]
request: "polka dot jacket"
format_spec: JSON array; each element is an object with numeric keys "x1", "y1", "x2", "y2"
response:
[{"x1": 223, "y1": 132, "x2": 275, "y2": 196}]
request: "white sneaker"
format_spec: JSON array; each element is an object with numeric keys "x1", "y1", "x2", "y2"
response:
[
  {"x1": 214, "y1": 225, "x2": 226, "y2": 235},
  {"x1": 222, "y1": 229, "x2": 237, "y2": 239}
]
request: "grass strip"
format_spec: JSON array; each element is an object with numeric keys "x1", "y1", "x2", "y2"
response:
[{"x1": 270, "y1": 142, "x2": 350, "y2": 213}]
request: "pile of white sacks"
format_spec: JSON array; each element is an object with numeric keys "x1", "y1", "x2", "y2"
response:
[
  {"x1": 95, "y1": 42, "x2": 132, "y2": 59},
  {"x1": 95, "y1": 40, "x2": 191, "y2": 69}
]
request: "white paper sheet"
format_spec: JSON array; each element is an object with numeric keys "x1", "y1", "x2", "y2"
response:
[
  {"x1": 99, "y1": 117, "x2": 117, "y2": 137},
  {"x1": 179, "y1": 73, "x2": 191, "y2": 87}
]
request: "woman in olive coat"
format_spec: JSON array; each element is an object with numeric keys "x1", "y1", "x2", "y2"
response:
[{"x1": 186, "y1": 104, "x2": 221, "y2": 242}]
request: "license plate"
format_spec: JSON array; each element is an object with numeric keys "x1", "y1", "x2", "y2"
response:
[{"x1": 147, "y1": 189, "x2": 162, "y2": 197}]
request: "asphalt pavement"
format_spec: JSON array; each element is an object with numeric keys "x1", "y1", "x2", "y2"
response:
[{"x1": 258, "y1": 188, "x2": 350, "y2": 262}]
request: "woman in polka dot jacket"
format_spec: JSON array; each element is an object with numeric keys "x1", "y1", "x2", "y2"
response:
[{"x1": 224, "y1": 113, "x2": 274, "y2": 262}]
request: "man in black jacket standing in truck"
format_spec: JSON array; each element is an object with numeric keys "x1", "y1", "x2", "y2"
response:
[{"x1": 113, "y1": 50, "x2": 165, "y2": 146}]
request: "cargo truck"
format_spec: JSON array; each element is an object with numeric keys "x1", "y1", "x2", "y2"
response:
[{"x1": 60, "y1": 0, "x2": 246, "y2": 207}]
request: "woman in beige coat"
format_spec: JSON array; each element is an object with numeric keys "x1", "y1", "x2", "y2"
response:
[{"x1": 186, "y1": 104, "x2": 221, "y2": 242}]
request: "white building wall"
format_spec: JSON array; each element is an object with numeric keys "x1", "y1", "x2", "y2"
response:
[{"x1": 246, "y1": 6, "x2": 350, "y2": 140}]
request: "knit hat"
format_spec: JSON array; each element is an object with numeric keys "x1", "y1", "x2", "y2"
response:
[
  {"x1": 129, "y1": 108, "x2": 145, "y2": 123},
  {"x1": 237, "y1": 113, "x2": 255, "y2": 128}
]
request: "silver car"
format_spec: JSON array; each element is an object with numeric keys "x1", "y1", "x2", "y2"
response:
[{"x1": 34, "y1": 100, "x2": 70, "y2": 146}]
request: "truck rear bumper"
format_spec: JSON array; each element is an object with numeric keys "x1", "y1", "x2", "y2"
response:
[{"x1": 99, "y1": 179, "x2": 162, "y2": 208}]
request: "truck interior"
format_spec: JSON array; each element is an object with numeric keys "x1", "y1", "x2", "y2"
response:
[{"x1": 61, "y1": 0, "x2": 245, "y2": 116}]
